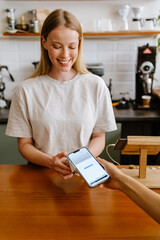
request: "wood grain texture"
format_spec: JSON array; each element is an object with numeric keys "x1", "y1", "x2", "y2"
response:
[
  {"x1": 121, "y1": 136, "x2": 160, "y2": 178},
  {"x1": 3, "y1": 31, "x2": 160, "y2": 37},
  {"x1": 0, "y1": 165, "x2": 160, "y2": 239},
  {"x1": 153, "y1": 89, "x2": 160, "y2": 99}
]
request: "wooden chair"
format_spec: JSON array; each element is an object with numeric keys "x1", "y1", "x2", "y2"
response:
[{"x1": 121, "y1": 136, "x2": 160, "y2": 178}]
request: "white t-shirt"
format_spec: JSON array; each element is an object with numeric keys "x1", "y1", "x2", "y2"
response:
[{"x1": 6, "y1": 73, "x2": 117, "y2": 155}]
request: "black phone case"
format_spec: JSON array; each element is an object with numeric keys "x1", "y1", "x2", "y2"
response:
[{"x1": 114, "y1": 139, "x2": 127, "y2": 150}]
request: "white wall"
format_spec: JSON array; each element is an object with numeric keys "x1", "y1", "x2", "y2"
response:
[{"x1": 0, "y1": 0, "x2": 160, "y2": 100}]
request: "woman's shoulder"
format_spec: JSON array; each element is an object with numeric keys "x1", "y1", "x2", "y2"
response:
[
  {"x1": 80, "y1": 72, "x2": 104, "y2": 82},
  {"x1": 14, "y1": 75, "x2": 45, "y2": 98},
  {"x1": 16, "y1": 75, "x2": 46, "y2": 90},
  {"x1": 79, "y1": 73, "x2": 106, "y2": 88}
]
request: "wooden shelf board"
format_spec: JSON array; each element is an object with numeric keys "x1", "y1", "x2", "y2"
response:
[
  {"x1": 3, "y1": 32, "x2": 40, "y2": 36},
  {"x1": 3, "y1": 31, "x2": 160, "y2": 37},
  {"x1": 83, "y1": 31, "x2": 160, "y2": 36}
]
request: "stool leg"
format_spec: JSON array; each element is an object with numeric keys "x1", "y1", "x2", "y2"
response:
[{"x1": 139, "y1": 149, "x2": 147, "y2": 178}]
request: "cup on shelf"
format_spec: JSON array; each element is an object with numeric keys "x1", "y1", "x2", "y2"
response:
[
  {"x1": 142, "y1": 95, "x2": 151, "y2": 107},
  {"x1": 93, "y1": 18, "x2": 113, "y2": 32},
  {"x1": 118, "y1": 5, "x2": 130, "y2": 31},
  {"x1": 118, "y1": 5, "x2": 130, "y2": 19},
  {"x1": 100, "y1": 18, "x2": 113, "y2": 32},
  {"x1": 132, "y1": 6, "x2": 144, "y2": 18},
  {"x1": 130, "y1": 18, "x2": 144, "y2": 31},
  {"x1": 142, "y1": 18, "x2": 158, "y2": 31}
]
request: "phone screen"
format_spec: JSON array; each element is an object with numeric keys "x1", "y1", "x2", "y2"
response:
[{"x1": 67, "y1": 147, "x2": 110, "y2": 187}]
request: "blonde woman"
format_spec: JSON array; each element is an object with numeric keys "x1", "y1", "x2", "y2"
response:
[{"x1": 6, "y1": 9, "x2": 117, "y2": 179}]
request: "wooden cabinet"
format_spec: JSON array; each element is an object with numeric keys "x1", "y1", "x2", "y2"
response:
[
  {"x1": 99, "y1": 123, "x2": 121, "y2": 163},
  {"x1": 0, "y1": 122, "x2": 121, "y2": 164},
  {"x1": 0, "y1": 124, "x2": 26, "y2": 164}
]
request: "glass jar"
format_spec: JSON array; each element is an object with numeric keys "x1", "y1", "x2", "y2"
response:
[
  {"x1": 131, "y1": 18, "x2": 144, "y2": 31},
  {"x1": 143, "y1": 18, "x2": 158, "y2": 31}
]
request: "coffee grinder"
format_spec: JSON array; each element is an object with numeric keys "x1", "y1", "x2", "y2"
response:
[{"x1": 135, "y1": 43, "x2": 156, "y2": 109}]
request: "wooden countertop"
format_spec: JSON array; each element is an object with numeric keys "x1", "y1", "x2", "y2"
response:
[
  {"x1": 0, "y1": 164, "x2": 159, "y2": 239},
  {"x1": 114, "y1": 106, "x2": 160, "y2": 122}
]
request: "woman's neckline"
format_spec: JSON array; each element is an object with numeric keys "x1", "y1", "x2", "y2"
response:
[{"x1": 45, "y1": 72, "x2": 80, "y2": 85}]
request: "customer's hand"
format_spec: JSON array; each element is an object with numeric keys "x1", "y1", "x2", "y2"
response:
[
  {"x1": 97, "y1": 158, "x2": 124, "y2": 190},
  {"x1": 50, "y1": 152, "x2": 73, "y2": 180}
]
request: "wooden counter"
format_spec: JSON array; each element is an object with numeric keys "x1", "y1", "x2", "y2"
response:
[
  {"x1": 0, "y1": 164, "x2": 159, "y2": 239},
  {"x1": 114, "y1": 107, "x2": 160, "y2": 123}
]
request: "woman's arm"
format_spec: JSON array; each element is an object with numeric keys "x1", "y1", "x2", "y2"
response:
[
  {"x1": 87, "y1": 132, "x2": 105, "y2": 157},
  {"x1": 98, "y1": 158, "x2": 160, "y2": 224},
  {"x1": 18, "y1": 138, "x2": 72, "y2": 179}
]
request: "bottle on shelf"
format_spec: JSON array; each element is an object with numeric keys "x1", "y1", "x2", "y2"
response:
[
  {"x1": 15, "y1": 15, "x2": 29, "y2": 32},
  {"x1": 28, "y1": 9, "x2": 39, "y2": 33}
]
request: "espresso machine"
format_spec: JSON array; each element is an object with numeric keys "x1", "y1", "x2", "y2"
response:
[{"x1": 135, "y1": 44, "x2": 156, "y2": 109}]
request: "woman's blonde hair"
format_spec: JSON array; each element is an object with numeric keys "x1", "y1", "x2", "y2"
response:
[{"x1": 29, "y1": 9, "x2": 88, "y2": 78}]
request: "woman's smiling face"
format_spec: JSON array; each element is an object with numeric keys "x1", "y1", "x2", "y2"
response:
[{"x1": 42, "y1": 25, "x2": 79, "y2": 74}]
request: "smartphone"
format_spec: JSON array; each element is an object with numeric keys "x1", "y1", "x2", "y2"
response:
[
  {"x1": 67, "y1": 147, "x2": 110, "y2": 187},
  {"x1": 114, "y1": 138, "x2": 127, "y2": 150}
]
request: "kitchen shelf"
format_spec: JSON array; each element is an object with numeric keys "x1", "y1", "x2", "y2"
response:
[
  {"x1": 3, "y1": 31, "x2": 160, "y2": 38},
  {"x1": 3, "y1": 32, "x2": 40, "y2": 37},
  {"x1": 83, "y1": 31, "x2": 160, "y2": 36}
]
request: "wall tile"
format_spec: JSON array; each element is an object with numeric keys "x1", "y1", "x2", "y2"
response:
[
  {"x1": 116, "y1": 63, "x2": 136, "y2": 72},
  {"x1": 0, "y1": 0, "x2": 160, "y2": 102},
  {"x1": 117, "y1": 52, "x2": 137, "y2": 62},
  {"x1": 116, "y1": 40, "x2": 137, "y2": 51},
  {"x1": 0, "y1": 37, "x2": 158, "y2": 101},
  {"x1": 97, "y1": 51, "x2": 115, "y2": 62},
  {"x1": 97, "y1": 40, "x2": 116, "y2": 52}
]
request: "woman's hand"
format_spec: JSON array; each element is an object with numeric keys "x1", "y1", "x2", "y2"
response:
[
  {"x1": 50, "y1": 152, "x2": 73, "y2": 180},
  {"x1": 18, "y1": 138, "x2": 73, "y2": 179}
]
